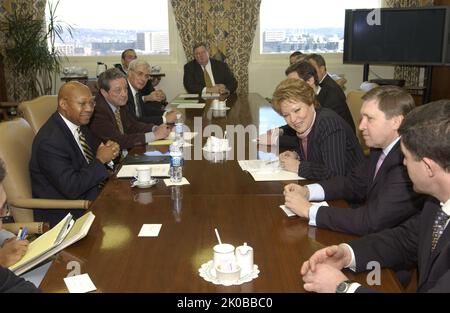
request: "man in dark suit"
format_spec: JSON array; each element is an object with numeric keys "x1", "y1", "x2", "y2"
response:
[
  {"x1": 271, "y1": 79, "x2": 364, "y2": 181},
  {"x1": 300, "y1": 100, "x2": 450, "y2": 293},
  {"x1": 30, "y1": 82, "x2": 119, "y2": 226},
  {"x1": 183, "y1": 42, "x2": 237, "y2": 95},
  {"x1": 89, "y1": 68, "x2": 171, "y2": 149},
  {"x1": 284, "y1": 86, "x2": 423, "y2": 236},
  {"x1": 126, "y1": 59, "x2": 177, "y2": 125},
  {"x1": 305, "y1": 54, "x2": 355, "y2": 133}
]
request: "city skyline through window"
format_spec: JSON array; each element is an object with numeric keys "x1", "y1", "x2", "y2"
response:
[
  {"x1": 48, "y1": 0, "x2": 169, "y2": 56},
  {"x1": 260, "y1": 0, "x2": 381, "y2": 54}
]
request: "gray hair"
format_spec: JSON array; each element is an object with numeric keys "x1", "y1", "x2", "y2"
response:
[{"x1": 128, "y1": 59, "x2": 151, "y2": 72}]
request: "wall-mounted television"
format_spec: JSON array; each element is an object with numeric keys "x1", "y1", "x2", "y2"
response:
[{"x1": 343, "y1": 6, "x2": 450, "y2": 66}]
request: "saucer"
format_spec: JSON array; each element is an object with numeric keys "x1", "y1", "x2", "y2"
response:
[
  {"x1": 198, "y1": 260, "x2": 259, "y2": 286},
  {"x1": 131, "y1": 179, "x2": 158, "y2": 188},
  {"x1": 211, "y1": 107, "x2": 230, "y2": 111}
]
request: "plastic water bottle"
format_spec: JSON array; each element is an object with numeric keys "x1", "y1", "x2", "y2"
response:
[
  {"x1": 174, "y1": 113, "x2": 184, "y2": 145},
  {"x1": 169, "y1": 141, "x2": 183, "y2": 183}
]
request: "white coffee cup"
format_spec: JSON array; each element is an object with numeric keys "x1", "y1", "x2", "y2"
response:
[
  {"x1": 215, "y1": 263, "x2": 241, "y2": 284},
  {"x1": 213, "y1": 243, "x2": 236, "y2": 269},
  {"x1": 218, "y1": 101, "x2": 226, "y2": 110},
  {"x1": 135, "y1": 166, "x2": 152, "y2": 184}
]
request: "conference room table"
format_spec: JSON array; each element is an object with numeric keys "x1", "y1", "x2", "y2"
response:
[{"x1": 39, "y1": 93, "x2": 402, "y2": 293}]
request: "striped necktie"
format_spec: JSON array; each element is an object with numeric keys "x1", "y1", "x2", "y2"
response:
[
  {"x1": 203, "y1": 66, "x2": 213, "y2": 87},
  {"x1": 77, "y1": 127, "x2": 94, "y2": 163},
  {"x1": 431, "y1": 207, "x2": 450, "y2": 251},
  {"x1": 114, "y1": 109, "x2": 124, "y2": 134}
]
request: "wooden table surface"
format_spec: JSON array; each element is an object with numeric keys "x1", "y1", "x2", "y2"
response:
[{"x1": 39, "y1": 93, "x2": 402, "y2": 292}]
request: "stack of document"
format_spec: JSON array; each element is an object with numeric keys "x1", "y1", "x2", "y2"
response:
[
  {"x1": 238, "y1": 160, "x2": 305, "y2": 181},
  {"x1": 148, "y1": 132, "x2": 198, "y2": 147},
  {"x1": 170, "y1": 97, "x2": 205, "y2": 109},
  {"x1": 9, "y1": 212, "x2": 95, "y2": 275},
  {"x1": 117, "y1": 163, "x2": 170, "y2": 178}
]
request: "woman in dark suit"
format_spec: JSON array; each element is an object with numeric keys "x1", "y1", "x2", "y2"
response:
[{"x1": 271, "y1": 78, "x2": 364, "y2": 180}]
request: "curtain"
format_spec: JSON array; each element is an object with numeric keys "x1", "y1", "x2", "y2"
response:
[
  {"x1": 385, "y1": 0, "x2": 434, "y2": 87},
  {"x1": 0, "y1": 0, "x2": 47, "y2": 101},
  {"x1": 171, "y1": 0, "x2": 261, "y2": 94}
]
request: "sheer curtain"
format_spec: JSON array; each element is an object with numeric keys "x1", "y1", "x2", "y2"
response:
[{"x1": 171, "y1": 0, "x2": 261, "y2": 94}]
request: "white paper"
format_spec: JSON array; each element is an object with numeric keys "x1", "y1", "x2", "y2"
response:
[
  {"x1": 238, "y1": 160, "x2": 304, "y2": 181},
  {"x1": 249, "y1": 170, "x2": 304, "y2": 181},
  {"x1": 178, "y1": 93, "x2": 199, "y2": 98},
  {"x1": 64, "y1": 273, "x2": 97, "y2": 293},
  {"x1": 280, "y1": 201, "x2": 329, "y2": 217},
  {"x1": 138, "y1": 224, "x2": 162, "y2": 237},
  {"x1": 117, "y1": 164, "x2": 170, "y2": 178},
  {"x1": 175, "y1": 103, "x2": 205, "y2": 109},
  {"x1": 167, "y1": 132, "x2": 198, "y2": 141},
  {"x1": 163, "y1": 177, "x2": 190, "y2": 186}
]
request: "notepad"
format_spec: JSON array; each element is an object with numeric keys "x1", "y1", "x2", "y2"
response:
[
  {"x1": 238, "y1": 160, "x2": 305, "y2": 181},
  {"x1": 10, "y1": 212, "x2": 95, "y2": 275},
  {"x1": 163, "y1": 177, "x2": 190, "y2": 186},
  {"x1": 178, "y1": 93, "x2": 199, "y2": 98},
  {"x1": 64, "y1": 273, "x2": 97, "y2": 293},
  {"x1": 148, "y1": 139, "x2": 173, "y2": 146},
  {"x1": 175, "y1": 103, "x2": 205, "y2": 109},
  {"x1": 138, "y1": 224, "x2": 162, "y2": 237},
  {"x1": 116, "y1": 164, "x2": 170, "y2": 178}
]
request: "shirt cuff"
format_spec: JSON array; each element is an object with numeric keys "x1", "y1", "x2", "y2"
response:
[
  {"x1": 201, "y1": 87, "x2": 207, "y2": 94},
  {"x1": 346, "y1": 282, "x2": 362, "y2": 293},
  {"x1": 145, "y1": 132, "x2": 156, "y2": 143},
  {"x1": 307, "y1": 184, "x2": 325, "y2": 201},
  {"x1": 341, "y1": 243, "x2": 357, "y2": 271},
  {"x1": 308, "y1": 203, "x2": 321, "y2": 226},
  {"x1": 162, "y1": 111, "x2": 167, "y2": 124}
]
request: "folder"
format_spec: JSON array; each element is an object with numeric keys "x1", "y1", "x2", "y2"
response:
[{"x1": 9, "y1": 212, "x2": 95, "y2": 276}]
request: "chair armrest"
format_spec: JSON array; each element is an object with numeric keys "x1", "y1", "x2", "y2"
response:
[
  {"x1": 1, "y1": 222, "x2": 50, "y2": 235},
  {"x1": 8, "y1": 198, "x2": 90, "y2": 210}
]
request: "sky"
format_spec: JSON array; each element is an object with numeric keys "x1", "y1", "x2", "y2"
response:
[
  {"x1": 49, "y1": 0, "x2": 169, "y2": 30},
  {"x1": 260, "y1": 0, "x2": 380, "y2": 29}
]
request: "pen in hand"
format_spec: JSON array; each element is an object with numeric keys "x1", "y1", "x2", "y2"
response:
[
  {"x1": 16, "y1": 227, "x2": 23, "y2": 241},
  {"x1": 20, "y1": 227, "x2": 28, "y2": 240}
]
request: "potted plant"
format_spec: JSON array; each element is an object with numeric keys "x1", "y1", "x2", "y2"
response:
[{"x1": 0, "y1": 0, "x2": 72, "y2": 101}]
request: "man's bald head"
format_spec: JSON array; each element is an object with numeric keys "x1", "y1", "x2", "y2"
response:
[{"x1": 57, "y1": 81, "x2": 95, "y2": 126}]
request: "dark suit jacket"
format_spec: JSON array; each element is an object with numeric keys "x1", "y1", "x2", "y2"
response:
[
  {"x1": 89, "y1": 93, "x2": 154, "y2": 149},
  {"x1": 183, "y1": 58, "x2": 238, "y2": 94},
  {"x1": 316, "y1": 141, "x2": 424, "y2": 235},
  {"x1": 281, "y1": 108, "x2": 364, "y2": 180},
  {"x1": 0, "y1": 267, "x2": 40, "y2": 293},
  {"x1": 30, "y1": 112, "x2": 108, "y2": 226},
  {"x1": 126, "y1": 82, "x2": 165, "y2": 125},
  {"x1": 350, "y1": 197, "x2": 450, "y2": 292},
  {"x1": 318, "y1": 74, "x2": 355, "y2": 133}
]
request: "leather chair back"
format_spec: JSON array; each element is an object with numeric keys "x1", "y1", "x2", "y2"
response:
[
  {"x1": 18, "y1": 95, "x2": 57, "y2": 134},
  {"x1": 346, "y1": 90, "x2": 369, "y2": 154},
  {"x1": 0, "y1": 118, "x2": 35, "y2": 221}
]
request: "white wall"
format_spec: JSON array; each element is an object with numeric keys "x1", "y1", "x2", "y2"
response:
[{"x1": 57, "y1": 6, "x2": 395, "y2": 100}]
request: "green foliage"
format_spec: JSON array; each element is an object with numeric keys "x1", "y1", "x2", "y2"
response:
[{"x1": 0, "y1": 0, "x2": 72, "y2": 100}]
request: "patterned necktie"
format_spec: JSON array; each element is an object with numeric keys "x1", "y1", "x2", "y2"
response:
[
  {"x1": 135, "y1": 92, "x2": 143, "y2": 118},
  {"x1": 373, "y1": 152, "x2": 386, "y2": 179},
  {"x1": 203, "y1": 66, "x2": 213, "y2": 87},
  {"x1": 431, "y1": 208, "x2": 450, "y2": 251},
  {"x1": 114, "y1": 109, "x2": 124, "y2": 134},
  {"x1": 77, "y1": 128, "x2": 94, "y2": 163}
]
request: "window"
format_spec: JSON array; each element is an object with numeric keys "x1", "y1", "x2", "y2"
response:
[
  {"x1": 259, "y1": 0, "x2": 381, "y2": 54},
  {"x1": 48, "y1": 0, "x2": 169, "y2": 56}
]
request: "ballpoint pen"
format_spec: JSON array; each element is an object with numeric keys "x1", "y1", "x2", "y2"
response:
[
  {"x1": 16, "y1": 228, "x2": 23, "y2": 241},
  {"x1": 20, "y1": 227, "x2": 27, "y2": 240}
]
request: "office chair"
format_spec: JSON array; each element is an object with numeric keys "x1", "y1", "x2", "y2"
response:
[
  {"x1": 0, "y1": 118, "x2": 89, "y2": 223},
  {"x1": 346, "y1": 90, "x2": 370, "y2": 156},
  {"x1": 18, "y1": 95, "x2": 58, "y2": 134}
]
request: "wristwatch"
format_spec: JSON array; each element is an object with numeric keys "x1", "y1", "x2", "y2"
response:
[{"x1": 336, "y1": 280, "x2": 354, "y2": 293}]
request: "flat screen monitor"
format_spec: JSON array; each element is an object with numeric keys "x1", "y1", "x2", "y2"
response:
[{"x1": 343, "y1": 7, "x2": 450, "y2": 65}]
